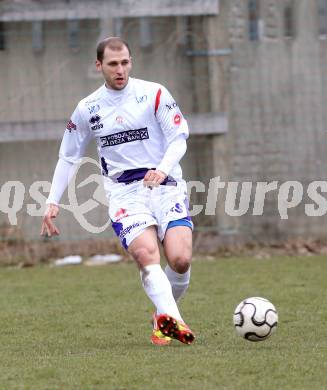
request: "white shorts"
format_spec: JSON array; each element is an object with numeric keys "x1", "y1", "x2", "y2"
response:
[{"x1": 104, "y1": 179, "x2": 193, "y2": 249}]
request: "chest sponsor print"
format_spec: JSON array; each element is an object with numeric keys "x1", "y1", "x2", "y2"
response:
[{"x1": 100, "y1": 128, "x2": 149, "y2": 148}]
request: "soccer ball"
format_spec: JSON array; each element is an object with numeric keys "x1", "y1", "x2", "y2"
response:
[{"x1": 233, "y1": 297, "x2": 278, "y2": 341}]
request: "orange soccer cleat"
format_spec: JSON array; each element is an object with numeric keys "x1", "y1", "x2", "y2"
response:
[
  {"x1": 151, "y1": 313, "x2": 172, "y2": 346},
  {"x1": 155, "y1": 313, "x2": 195, "y2": 345}
]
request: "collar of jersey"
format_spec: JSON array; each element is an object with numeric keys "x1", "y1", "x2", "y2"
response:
[{"x1": 104, "y1": 77, "x2": 133, "y2": 96}]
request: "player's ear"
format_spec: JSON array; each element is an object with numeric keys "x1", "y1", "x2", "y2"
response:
[{"x1": 95, "y1": 59, "x2": 102, "y2": 71}]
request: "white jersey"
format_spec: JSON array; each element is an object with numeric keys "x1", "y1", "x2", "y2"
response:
[{"x1": 59, "y1": 77, "x2": 189, "y2": 184}]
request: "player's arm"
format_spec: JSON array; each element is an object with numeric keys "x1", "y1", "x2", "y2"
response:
[
  {"x1": 144, "y1": 86, "x2": 189, "y2": 187},
  {"x1": 40, "y1": 159, "x2": 77, "y2": 236},
  {"x1": 41, "y1": 105, "x2": 91, "y2": 237},
  {"x1": 143, "y1": 134, "x2": 187, "y2": 187}
]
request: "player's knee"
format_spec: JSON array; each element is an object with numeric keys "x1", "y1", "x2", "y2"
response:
[
  {"x1": 170, "y1": 254, "x2": 191, "y2": 274},
  {"x1": 132, "y1": 245, "x2": 158, "y2": 267}
]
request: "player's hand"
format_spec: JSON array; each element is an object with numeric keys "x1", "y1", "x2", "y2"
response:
[
  {"x1": 40, "y1": 203, "x2": 60, "y2": 237},
  {"x1": 143, "y1": 169, "x2": 167, "y2": 188}
]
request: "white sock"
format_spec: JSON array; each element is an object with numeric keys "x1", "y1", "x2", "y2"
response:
[
  {"x1": 165, "y1": 264, "x2": 191, "y2": 303},
  {"x1": 140, "y1": 264, "x2": 183, "y2": 321}
]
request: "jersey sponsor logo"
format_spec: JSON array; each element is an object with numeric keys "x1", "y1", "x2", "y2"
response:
[
  {"x1": 173, "y1": 113, "x2": 181, "y2": 125},
  {"x1": 166, "y1": 102, "x2": 178, "y2": 110},
  {"x1": 136, "y1": 94, "x2": 147, "y2": 103},
  {"x1": 66, "y1": 119, "x2": 77, "y2": 132},
  {"x1": 88, "y1": 104, "x2": 100, "y2": 114},
  {"x1": 89, "y1": 114, "x2": 103, "y2": 130},
  {"x1": 100, "y1": 128, "x2": 149, "y2": 148}
]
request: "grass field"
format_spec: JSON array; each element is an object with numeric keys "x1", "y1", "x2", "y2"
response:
[{"x1": 0, "y1": 255, "x2": 326, "y2": 390}]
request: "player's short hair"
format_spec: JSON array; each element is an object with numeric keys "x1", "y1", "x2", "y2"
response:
[{"x1": 96, "y1": 37, "x2": 131, "y2": 62}]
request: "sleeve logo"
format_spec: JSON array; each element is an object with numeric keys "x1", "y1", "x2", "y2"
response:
[
  {"x1": 173, "y1": 114, "x2": 181, "y2": 125},
  {"x1": 166, "y1": 102, "x2": 178, "y2": 110},
  {"x1": 66, "y1": 119, "x2": 77, "y2": 132}
]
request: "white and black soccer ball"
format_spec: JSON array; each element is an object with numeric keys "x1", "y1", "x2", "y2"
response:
[{"x1": 233, "y1": 297, "x2": 278, "y2": 341}]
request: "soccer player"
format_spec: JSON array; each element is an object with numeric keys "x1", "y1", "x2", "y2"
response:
[{"x1": 41, "y1": 37, "x2": 195, "y2": 345}]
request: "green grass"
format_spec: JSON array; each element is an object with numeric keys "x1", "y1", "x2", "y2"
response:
[{"x1": 0, "y1": 256, "x2": 326, "y2": 390}]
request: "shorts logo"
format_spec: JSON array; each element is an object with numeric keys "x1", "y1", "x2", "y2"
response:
[
  {"x1": 66, "y1": 119, "x2": 77, "y2": 132},
  {"x1": 119, "y1": 221, "x2": 147, "y2": 239},
  {"x1": 100, "y1": 128, "x2": 149, "y2": 148},
  {"x1": 89, "y1": 114, "x2": 103, "y2": 130},
  {"x1": 115, "y1": 208, "x2": 128, "y2": 221},
  {"x1": 173, "y1": 114, "x2": 181, "y2": 125},
  {"x1": 170, "y1": 202, "x2": 183, "y2": 213},
  {"x1": 116, "y1": 116, "x2": 124, "y2": 124}
]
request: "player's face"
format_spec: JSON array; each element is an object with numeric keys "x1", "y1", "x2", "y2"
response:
[{"x1": 96, "y1": 46, "x2": 132, "y2": 90}]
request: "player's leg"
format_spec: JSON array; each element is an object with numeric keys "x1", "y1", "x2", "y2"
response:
[
  {"x1": 153, "y1": 180, "x2": 193, "y2": 302},
  {"x1": 155, "y1": 223, "x2": 194, "y2": 344},
  {"x1": 163, "y1": 224, "x2": 192, "y2": 303},
  {"x1": 127, "y1": 225, "x2": 160, "y2": 268},
  {"x1": 110, "y1": 183, "x2": 193, "y2": 344},
  {"x1": 127, "y1": 226, "x2": 183, "y2": 319},
  {"x1": 128, "y1": 226, "x2": 184, "y2": 345},
  {"x1": 150, "y1": 182, "x2": 195, "y2": 344}
]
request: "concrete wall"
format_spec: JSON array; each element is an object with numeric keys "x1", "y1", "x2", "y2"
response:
[
  {"x1": 0, "y1": 18, "x2": 195, "y2": 125},
  {"x1": 226, "y1": 0, "x2": 327, "y2": 240},
  {"x1": 0, "y1": 16, "x2": 214, "y2": 240},
  {"x1": 2, "y1": 0, "x2": 327, "y2": 242},
  {"x1": 0, "y1": 140, "x2": 112, "y2": 240}
]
